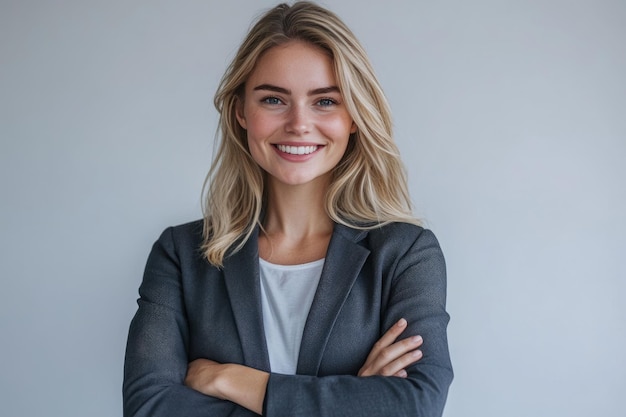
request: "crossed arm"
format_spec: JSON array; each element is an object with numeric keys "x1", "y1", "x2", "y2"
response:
[
  {"x1": 124, "y1": 225, "x2": 452, "y2": 417},
  {"x1": 184, "y1": 318, "x2": 424, "y2": 414}
]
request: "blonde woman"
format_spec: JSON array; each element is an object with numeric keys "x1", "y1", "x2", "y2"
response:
[{"x1": 123, "y1": 2, "x2": 452, "y2": 416}]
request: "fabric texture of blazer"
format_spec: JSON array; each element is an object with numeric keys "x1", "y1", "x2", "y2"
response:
[{"x1": 123, "y1": 219, "x2": 453, "y2": 417}]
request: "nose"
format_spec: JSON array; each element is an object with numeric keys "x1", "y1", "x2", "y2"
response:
[{"x1": 285, "y1": 104, "x2": 311, "y2": 135}]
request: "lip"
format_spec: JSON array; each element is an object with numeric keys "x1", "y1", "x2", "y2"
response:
[
  {"x1": 272, "y1": 141, "x2": 323, "y2": 147},
  {"x1": 272, "y1": 142, "x2": 324, "y2": 162}
]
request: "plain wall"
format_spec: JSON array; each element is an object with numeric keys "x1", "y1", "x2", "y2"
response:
[{"x1": 1, "y1": 1, "x2": 624, "y2": 416}]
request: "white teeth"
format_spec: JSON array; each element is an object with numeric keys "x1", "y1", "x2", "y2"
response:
[{"x1": 276, "y1": 144, "x2": 318, "y2": 155}]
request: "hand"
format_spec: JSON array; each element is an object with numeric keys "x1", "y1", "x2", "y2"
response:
[
  {"x1": 185, "y1": 358, "x2": 228, "y2": 398},
  {"x1": 358, "y1": 318, "x2": 423, "y2": 378},
  {"x1": 185, "y1": 359, "x2": 268, "y2": 415}
]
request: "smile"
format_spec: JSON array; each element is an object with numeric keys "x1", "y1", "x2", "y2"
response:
[{"x1": 276, "y1": 144, "x2": 319, "y2": 155}]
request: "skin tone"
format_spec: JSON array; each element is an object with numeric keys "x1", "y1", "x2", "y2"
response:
[
  {"x1": 184, "y1": 41, "x2": 423, "y2": 414},
  {"x1": 238, "y1": 40, "x2": 356, "y2": 265}
]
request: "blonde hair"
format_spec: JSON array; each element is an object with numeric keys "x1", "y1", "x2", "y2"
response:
[{"x1": 203, "y1": 1, "x2": 419, "y2": 266}]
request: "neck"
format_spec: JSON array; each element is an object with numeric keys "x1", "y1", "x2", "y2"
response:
[
  {"x1": 262, "y1": 178, "x2": 333, "y2": 239},
  {"x1": 258, "y1": 177, "x2": 335, "y2": 265}
]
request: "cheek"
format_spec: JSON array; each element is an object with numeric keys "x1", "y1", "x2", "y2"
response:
[
  {"x1": 244, "y1": 118, "x2": 274, "y2": 162},
  {"x1": 325, "y1": 115, "x2": 355, "y2": 142},
  {"x1": 246, "y1": 138, "x2": 268, "y2": 170},
  {"x1": 244, "y1": 112, "x2": 280, "y2": 142}
]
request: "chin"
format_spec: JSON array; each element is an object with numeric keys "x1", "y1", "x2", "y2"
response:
[{"x1": 270, "y1": 172, "x2": 331, "y2": 188}]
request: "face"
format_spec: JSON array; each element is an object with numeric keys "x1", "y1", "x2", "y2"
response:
[{"x1": 236, "y1": 41, "x2": 356, "y2": 189}]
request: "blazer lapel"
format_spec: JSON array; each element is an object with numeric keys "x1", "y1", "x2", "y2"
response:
[
  {"x1": 222, "y1": 227, "x2": 271, "y2": 372},
  {"x1": 296, "y1": 224, "x2": 370, "y2": 375}
]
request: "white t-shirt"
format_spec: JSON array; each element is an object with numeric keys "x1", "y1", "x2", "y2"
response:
[{"x1": 259, "y1": 257, "x2": 324, "y2": 374}]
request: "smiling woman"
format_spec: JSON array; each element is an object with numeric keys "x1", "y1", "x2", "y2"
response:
[
  {"x1": 123, "y1": 2, "x2": 453, "y2": 416},
  {"x1": 237, "y1": 41, "x2": 355, "y2": 190}
]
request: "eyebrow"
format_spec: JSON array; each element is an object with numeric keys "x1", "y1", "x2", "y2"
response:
[{"x1": 252, "y1": 84, "x2": 340, "y2": 96}]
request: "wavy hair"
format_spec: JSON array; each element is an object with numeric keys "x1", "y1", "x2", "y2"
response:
[{"x1": 202, "y1": 1, "x2": 419, "y2": 266}]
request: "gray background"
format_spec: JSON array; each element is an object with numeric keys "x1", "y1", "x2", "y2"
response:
[{"x1": 1, "y1": 0, "x2": 624, "y2": 416}]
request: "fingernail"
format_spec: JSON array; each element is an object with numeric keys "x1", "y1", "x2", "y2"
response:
[
  {"x1": 412, "y1": 349, "x2": 423, "y2": 358},
  {"x1": 412, "y1": 335, "x2": 423, "y2": 344},
  {"x1": 397, "y1": 318, "x2": 407, "y2": 327}
]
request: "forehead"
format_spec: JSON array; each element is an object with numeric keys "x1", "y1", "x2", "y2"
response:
[{"x1": 246, "y1": 41, "x2": 337, "y2": 90}]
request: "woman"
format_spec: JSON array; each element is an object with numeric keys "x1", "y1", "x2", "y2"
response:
[{"x1": 123, "y1": 2, "x2": 453, "y2": 416}]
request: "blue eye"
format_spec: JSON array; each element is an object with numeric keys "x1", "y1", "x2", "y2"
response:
[
  {"x1": 318, "y1": 98, "x2": 336, "y2": 107},
  {"x1": 262, "y1": 96, "x2": 282, "y2": 105}
]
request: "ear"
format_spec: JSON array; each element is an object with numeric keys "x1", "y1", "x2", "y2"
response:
[
  {"x1": 235, "y1": 96, "x2": 247, "y2": 130},
  {"x1": 350, "y1": 121, "x2": 357, "y2": 134}
]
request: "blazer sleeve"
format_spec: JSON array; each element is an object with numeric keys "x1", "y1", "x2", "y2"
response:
[
  {"x1": 123, "y1": 227, "x2": 256, "y2": 417},
  {"x1": 264, "y1": 228, "x2": 453, "y2": 417}
]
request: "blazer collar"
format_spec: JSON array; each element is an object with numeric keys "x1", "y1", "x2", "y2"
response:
[
  {"x1": 222, "y1": 223, "x2": 370, "y2": 375},
  {"x1": 297, "y1": 224, "x2": 370, "y2": 375},
  {"x1": 222, "y1": 226, "x2": 271, "y2": 371}
]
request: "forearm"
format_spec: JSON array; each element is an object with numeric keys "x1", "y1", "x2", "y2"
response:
[
  {"x1": 218, "y1": 365, "x2": 269, "y2": 415},
  {"x1": 185, "y1": 361, "x2": 269, "y2": 415},
  {"x1": 185, "y1": 364, "x2": 450, "y2": 417},
  {"x1": 123, "y1": 383, "x2": 241, "y2": 417},
  {"x1": 265, "y1": 368, "x2": 452, "y2": 417},
  {"x1": 124, "y1": 316, "x2": 259, "y2": 417}
]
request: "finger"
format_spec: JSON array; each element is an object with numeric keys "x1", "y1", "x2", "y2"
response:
[
  {"x1": 374, "y1": 335, "x2": 423, "y2": 367},
  {"x1": 360, "y1": 335, "x2": 423, "y2": 376},
  {"x1": 377, "y1": 348, "x2": 423, "y2": 377},
  {"x1": 367, "y1": 318, "x2": 408, "y2": 359}
]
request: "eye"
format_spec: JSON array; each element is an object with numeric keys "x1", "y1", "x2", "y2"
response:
[
  {"x1": 317, "y1": 98, "x2": 337, "y2": 107},
  {"x1": 261, "y1": 96, "x2": 283, "y2": 105}
]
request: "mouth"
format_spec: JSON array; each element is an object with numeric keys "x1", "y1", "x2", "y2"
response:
[{"x1": 274, "y1": 144, "x2": 321, "y2": 155}]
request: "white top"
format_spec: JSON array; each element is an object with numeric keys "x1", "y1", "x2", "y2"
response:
[{"x1": 259, "y1": 257, "x2": 324, "y2": 374}]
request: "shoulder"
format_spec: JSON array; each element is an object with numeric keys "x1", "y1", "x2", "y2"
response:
[
  {"x1": 347, "y1": 222, "x2": 445, "y2": 278},
  {"x1": 156, "y1": 219, "x2": 203, "y2": 245},
  {"x1": 149, "y1": 219, "x2": 205, "y2": 265},
  {"x1": 364, "y1": 222, "x2": 441, "y2": 254},
  {"x1": 368, "y1": 221, "x2": 428, "y2": 239},
  {"x1": 335, "y1": 220, "x2": 443, "y2": 257}
]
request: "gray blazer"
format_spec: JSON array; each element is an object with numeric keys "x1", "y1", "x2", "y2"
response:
[{"x1": 123, "y1": 220, "x2": 453, "y2": 417}]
